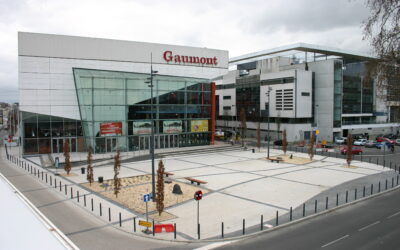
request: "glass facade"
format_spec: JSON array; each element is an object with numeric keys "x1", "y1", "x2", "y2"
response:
[
  {"x1": 22, "y1": 112, "x2": 84, "y2": 154},
  {"x1": 333, "y1": 60, "x2": 343, "y2": 127},
  {"x1": 73, "y1": 68, "x2": 212, "y2": 154},
  {"x1": 342, "y1": 62, "x2": 374, "y2": 114}
]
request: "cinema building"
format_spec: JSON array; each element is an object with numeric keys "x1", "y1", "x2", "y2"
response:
[{"x1": 19, "y1": 32, "x2": 228, "y2": 155}]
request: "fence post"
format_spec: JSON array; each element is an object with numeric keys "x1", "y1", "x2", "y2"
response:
[
  {"x1": 71, "y1": 187, "x2": 73, "y2": 199},
  {"x1": 242, "y1": 219, "x2": 245, "y2": 235},
  {"x1": 315, "y1": 200, "x2": 317, "y2": 213},
  {"x1": 77, "y1": 191, "x2": 80, "y2": 202},
  {"x1": 100, "y1": 203, "x2": 102, "y2": 216},
  {"x1": 50, "y1": 176, "x2": 52, "y2": 186},
  {"x1": 290, "y1": 207, "x2": 292, "y2": 221},
  {"x1": 276, "y1": 211, "x2": 279, "y2": 225},
  {"x1": 346, "y1": 191, "x2": 348, "y2": 203},
  {"x1": 119, "y1": 212, "x2": 122, "y2": 227},
  {"x1": 385, "y1": 179, "x2": 388, "y2": 190},
  {"x1": 371, "y1": 183, "x2": 374, "y2": 194},
  {"x1": 336, "y1": 193, "x2": 339, "y2": 206},
  {"x1": 84, "y1": 194, "x2": 86, "y2": 206},
  {"x1": 59, "y1": 181, "x2": 61, "y2": 191},
  {"x1": 261, "y1": 215, "x2": 264, "y2": 230},
  {"x1": 109, "y1": 208, "x2": 111, "y2": 222},
  {"x1": 302, "y1": 203, "x2": 305, "y2": 217},
  {"x1": 326, "y1": 197, "x2": 328, "y2": 209},
  {"x1": 153, "y1": 220, "x2": 155, "y2": 237},
  {"x1": 65, "y1": 184, "x2": 67, "y2": 195},
  {"x1": 55, "y1": 178, "x2": 57, "y2": 188},
  {"x1": 355, "y1": 189, "x2": 357, "y2": 200},
  {"x1": 222, "y1": 222, "x2": 224, "y2": 238},
  {"x1": 392, "y1": 177, "x2": 394, "y2": 188},
  {"x1": 91, "y1": 198, "x2": 94, "y2": 211},
  {"x1": 134, "y1": 217, "x2": 136, "y2": 232},
  {"x1": 363, "y1": 186, "x2": 365, "y2": 197},
  {"x1": 379, "y1": 181, "x2": 381, "y2": 192},
  {"x1": 174, "y1": 223, "x2": 176, "y2": 239}
]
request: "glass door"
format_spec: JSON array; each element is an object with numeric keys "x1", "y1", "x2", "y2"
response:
[{"x1": 106, "y1": 137, "x2": 117, "y2": 152}]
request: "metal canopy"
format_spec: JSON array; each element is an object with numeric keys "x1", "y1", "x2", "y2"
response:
[{"x1": 229, "y1": 43, "x2": 375, "y2": 65}]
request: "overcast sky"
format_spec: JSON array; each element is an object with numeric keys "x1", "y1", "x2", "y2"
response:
[{"x1": 0, "y1": 0, "x2": 371, "y2": 103}]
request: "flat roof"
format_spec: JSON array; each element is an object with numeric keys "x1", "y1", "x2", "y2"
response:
[{"x1": 230, "y1": 43, "x2": 375, "y2": 65}]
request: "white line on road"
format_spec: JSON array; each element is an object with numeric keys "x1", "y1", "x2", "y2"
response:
[
  {"x1": 321, "y1": 235, "x2": 349, "y2": 248},
  {"x1": 387, "y1": 211, "x2": 400, "y2": 219},
  {"x1": 194, "y1": 241, "x2": 236, "y2": 250},
  {"x1": 358, "y1": 221, "x2": 380, "y2": 231}
]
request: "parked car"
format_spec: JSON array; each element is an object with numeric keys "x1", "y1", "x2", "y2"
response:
[
  {"x1": 353, "y1": 139, "x2": 367, "y2": 146},
  {"x1": 376, "y1": 136, "x2": 385, "y2": 142},
  {"x1": 341, "y1": 146, "x2": 363, "y2": 155},
  {"x1": 335, "y1": 137, "x2": 346, "y2": 144},
  {"x1": 365, "y1": 140, "x2": 376, "y2": 148},
  {"x1": 396, "y1": 139, "x2": 400, "y2": 146}
]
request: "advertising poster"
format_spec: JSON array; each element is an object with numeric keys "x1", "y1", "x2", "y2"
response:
[
  {"x1": 133, "y1": 121, "x2": 152, "y2": 135},
  {"x1": 100, "y1": 122, "x2": 122, "y2": 136},
  {"x1": 163, "y1": 120, "x2": 182, "y2": 134},
  {"x1": 191, "y1": 120, "x2": 208, "y2": 132}
]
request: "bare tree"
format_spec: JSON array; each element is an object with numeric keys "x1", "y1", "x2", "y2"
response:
[
  {"x1": 346, "y1": 134, "x2": 353, "y2": 167},
  {"x1": 156, "y1": 160, "x2": 165, "y2": 216},
  {"x1": 63, "y1": 140, "x2": 71, "y2": 175},
  {"x1": 308, "y1": 132, "x2": 315, "y2": 160},
  {"x1": 86, "y1": 147, "x2": 94, "y2": 186},
  {"x1": 363, "y1": 1, "x2": 400, "y2": 121},
  {"x1": 239, "y1": 108, "x2": 247, "y2": 147},
  {"x1": 113, "y1": 150, "x2": 121, "y2": 197},
  {"x1": 282, "y1": 129, "x2": 287, "y2": 155}
]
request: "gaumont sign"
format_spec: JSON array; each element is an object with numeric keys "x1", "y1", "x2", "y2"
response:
[{"x1": 163, "y1": 51, "x2": 218, "y2": 66}]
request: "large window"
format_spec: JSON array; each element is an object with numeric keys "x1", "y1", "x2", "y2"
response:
[{"x1": 73, "y1": 68, "x2": 212, "y2": 152}]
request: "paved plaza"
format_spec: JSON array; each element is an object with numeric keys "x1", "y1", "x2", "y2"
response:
[{"x1": 17, "y1": 145, "x2": 396, "y2": 240}]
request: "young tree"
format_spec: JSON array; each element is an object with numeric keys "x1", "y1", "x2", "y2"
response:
[
  {"x1": 346, "y1": 134, "x2": 353, "y2": 167},
  {"x1": 308, "y1": 132, "x2": 315, "y2": 160},
  {"x1": 113, "y1": 150, "x2": 121, "y2": 197},
  {"x1": 239, "y1": 108, "x2": 247, "y2": 147},
  {"x1": 156, "y1": 160, "x2": 165, "y2": 216},
  {"x1": 86, "y1": 147, "x2": 94, "y2": 186},
  {"x1": 63, "y1": 140, "x2": 71, "y2": 175},
  {"x1": 282, "y1": 129, "x2": 287, "y2": 155}
]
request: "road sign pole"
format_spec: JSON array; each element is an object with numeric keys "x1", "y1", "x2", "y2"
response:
[
  {"x1": 146, "y1": 201, "x2": 148, "y2": 223},
  {"x1": 197, "y1": 200, "x2": 199, "y2": 226}
]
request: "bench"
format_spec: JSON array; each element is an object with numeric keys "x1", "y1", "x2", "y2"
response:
[
  {"x1": 268, "y1": 157, "x2": 283, "y2": 163},
  {"x1": 163, "y1": 172, "x2": 174, "y2": 177},
  {"x1": 184, "y1": 177, "x2": 208, "y2": 185}
]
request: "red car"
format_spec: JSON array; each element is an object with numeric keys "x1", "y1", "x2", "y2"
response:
[{"x1": 341, "y1": 146, "x2": 363, "y2": 155}]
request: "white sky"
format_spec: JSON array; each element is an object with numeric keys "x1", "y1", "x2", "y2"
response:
[{"x1": 0, "y1": 0, "x2": 372, "y2": 103}]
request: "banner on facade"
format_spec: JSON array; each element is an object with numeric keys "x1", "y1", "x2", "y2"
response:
[
  {"x1": 191, "y1": 120, "x2": 208, "y2": 132},
  {"x1": 100, "y1": 122, "x2": 122, "y2": 136},
  {"x1": 163, "y1": 120, "x2": 182, "y2": 134},
  {"x1": 132, "y1": 121, "x2": 152, "y2": 135}
]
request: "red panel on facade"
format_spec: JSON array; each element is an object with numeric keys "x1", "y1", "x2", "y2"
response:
[{"x1": 210, "y1": 82, "x2": 216, "y2": 145}]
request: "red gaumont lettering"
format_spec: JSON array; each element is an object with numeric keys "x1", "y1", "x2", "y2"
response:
[{"x1": 163, "y1": 51, "x2": 218, "y2": 65}]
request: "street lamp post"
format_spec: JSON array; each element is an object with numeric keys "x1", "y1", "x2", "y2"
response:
[
  {"x1": 266, "y1": 87, "x2": 272, "y2": 159},
  {"x1": 146, "y1": 53, "x2": 158, "y2": 202}
]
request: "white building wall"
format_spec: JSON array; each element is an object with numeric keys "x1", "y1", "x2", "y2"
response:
[{"x1": 18, "y1": 32, "x2": 229, "y2": 120}]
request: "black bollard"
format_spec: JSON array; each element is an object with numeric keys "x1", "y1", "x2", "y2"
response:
[
  {"x1": 379, "y1": 181, "x2": 381, "y2": 192},
  {"x1": 174, "y1": 223, "x2": 176, "y2": 239},
  {"x1": 276, "y1": 211, "x2": 279, "y2": 225},
  {"x1": 303, "y1": 203, "x2": 305, "y2": 217},
  {"x1": 197, "y1": 223, "x2": 200, "y2": 240},
  {"x1": 363, "y1": 186, "x2": 366, "y2": 197},
  {"x1": 222, "y1": 222, "x2": 225, "y2": 238},
  {"x1": 84, "y1": 194, "x2": 86, "y2": 206},
  {"x1": 243, "y1": 219, "x2": 245, "y2": 235},
  {"x1": 315, "y1": 200, "x2": 317, "y2": 213},
  {"x1": 355, "y1": 189, "x2": 357, "y2": 200},
  {"x1": 290, "y1": 207, "x2": 293, "y2": 221},
  {"x1": 326, "y1": 197, "x2": 328, "y2": 209},
  {"x1": 346, "y1": 191, "x2": 348, "y2": 203},
  {"x1": 371, "y1": 183, "x2": 374, "y2": 194},
  {"x1": 119, "y1": 212, "x2": 122, "y2": 227},
  {"x1": 336, "y1": 193, "x2": 339, "y2": 206},
  {"x1": 134, "y1": 217, "x2": 136, "y2": 232},
  {"x1": 109, "y1": 208, "x2": 111, "y2": 222},
  {"x1": 100, "y1": 203, "x2": 102, "y2": 216},
  {"x1": 77, "y1": 191, "x2": 80, "y2": 202}
]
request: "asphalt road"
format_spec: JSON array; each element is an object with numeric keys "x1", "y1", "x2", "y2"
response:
[
  {"x1": 0, "y1": 146, "x2": 201, "y2": 250},
  {"x1": 218, "y1": 187, "x2": 400, "y2": 250}
]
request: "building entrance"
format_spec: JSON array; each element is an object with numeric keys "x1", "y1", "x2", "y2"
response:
[
  {"x1": 105, "y1": 137, "x2": 117, "y2": 153},
  {"x1": 52, "y1": 138, "x2": 77, "y2": 153}
]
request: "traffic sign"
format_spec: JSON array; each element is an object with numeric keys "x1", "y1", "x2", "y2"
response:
[
  {"x1": 139, "y1": 220, "x2": 152, "y2": 228},
  {"x1": 194, "y1": 190, "x2": 203, "y2": 201},
  {"x1": 143, "y1": 194, "x2": 151, "y2": 202}
]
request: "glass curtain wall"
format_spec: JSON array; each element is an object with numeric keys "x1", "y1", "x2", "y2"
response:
[
  {"x1": 22, "y1": 111, "x2": 84, "y2": 154},
  {"x1": 73, "y1": 68, "x2": 211, "y2": 154}
]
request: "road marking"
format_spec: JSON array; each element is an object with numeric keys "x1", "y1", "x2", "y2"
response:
[
  {"x1": 321, "y1": 235, "x2": 349, "y2": 248},
  {"x1": 194, "y1": 241, "x2": 236, "y2": 250},
  {"x1": 387, "y1": 211, "x2": 400, "y2": 219},
  {"x1": 358, "y1": 221, "x2": 380, "y2": 231}
]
